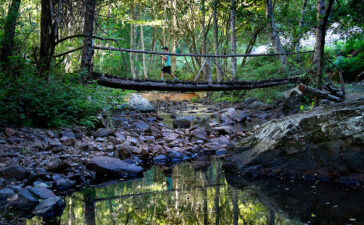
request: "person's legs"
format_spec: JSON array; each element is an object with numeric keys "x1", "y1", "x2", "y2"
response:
[
  {"x1": 161, "y1": 70, "x2": 164, "y2": 81},
  {"x1": 166, "y1": 66, "x2": 177, "y2": 80},
  {"x1": 170, "y1": 73, "x2": 177, "y2": 80}
]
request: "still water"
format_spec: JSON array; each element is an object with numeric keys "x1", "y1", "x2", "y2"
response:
[{"x1": 28, "y1": 159, "x2": 364, "y2": 225}]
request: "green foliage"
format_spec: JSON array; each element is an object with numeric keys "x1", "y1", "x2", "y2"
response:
[
  {"x1": 210, "y1": 57, "x2": 303, "y2": 104},
  {"x1": 0, "y1": 69, "x2": 129, "y2": 128},
  {"x1": 332, "y1": 36, "x2": 364, "y2": 74}
]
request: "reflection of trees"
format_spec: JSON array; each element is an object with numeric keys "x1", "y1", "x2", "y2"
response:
[
  {"x1": 83, "y1": 188, "x2": 96, "y2": 225},
  {"x1": 34, "y1": 160, "x2": 303, "y2": 225}
]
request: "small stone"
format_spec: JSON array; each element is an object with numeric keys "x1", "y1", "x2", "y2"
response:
[
  {"x1": 60, "y1": 130, "x2": 76, "y2": 139},
  {"x1": 5, "y1": 128, "x2": 17, "y2": 137},
  {"x1": 33, "y1": 196, "x2": 65, "y2": 219},
  {"x1": 0, "y1": 166, "x2": 27, "y2": 180},
  {"x1": 56, "y1": 178, "x2": 75, "y2": 191},
  {"x1": 28, "y1": 187, "x2": 56, "y2": 200},
  {"x1": 133, "y1": 120, "x2": 150, "y2": 131},
  {"x1": 12, "y1": 188, "x2": 39, "y2": 209},
  {"x1": 190, "y1": 128, "x2": 208, "y2": 140},
  {"x1": 173, "y1": 115, "x2": 195, "y2": 128},
  {"x1": 114, "y1": 132, "x2": 126, "y2": 141},
  {"x1": 95, "y1": 137, "x2": 107, "y2": 142},
  {"x1": 86, "y1": 156, "x2": 143, "y2": 178},
  {"x1": 93, "y1": 128, "x2": 115, "y2": 137},
  {"x1": 0, "y1": 188, "x2": 14, "y2": 201},
  {"x1": 153, "y1": 155, "x2": 169, "y2": 164}
]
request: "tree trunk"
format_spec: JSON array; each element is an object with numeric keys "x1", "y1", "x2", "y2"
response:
[
  {"x1": 39, "y1": 0, "x2": 57, "y2": 77},
  {"x1": 313, "y1": 0, "x2": 335, "y2": 106},
  {"x1": 264, "y1": 0, "x2": 287, "y2": 68},
  {"x1": 0, "y1": 0, "x2": 21, "y2": 71},
  {"x1": 201, "y1": 0, "x2": 208, "y2": 79},
  {"x1": 129, "y1": 3, "x2": 136, "y2": 79},
  {"x1": 230, "y1": 0, "x2": 237, "y2": 79},
  {"x1": 232, "y1": 188, "x2": 239, "y2": 225},
  {"x1": 241, "y1": 26, "x2": 264, "y2": 67},
  {"x1": 80, "y1": 0, "x2": 96, "y2": 78},
  {"x1": 172, "y1": 0, "x2": 177, "y2": 73},
  {"x1": 84, "y1": 189, "x2": 96, "y2": 225},
  {"x1": 140, "y1": 9, "x2": 147, "y2": 79},
  {"x1": 213, "y1": 0, "x2": 221, "y2": 82},
  {"x1": 163, "y1": 0, "x2": 167, "y2": 46},
  {"x1": 292, "y1": 0, "x2": 308, "y2": 61}
]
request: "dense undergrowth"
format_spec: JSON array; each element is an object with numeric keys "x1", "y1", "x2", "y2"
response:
[{"x1": 0, "y1": 61, "x2": 130, "y2": 128}]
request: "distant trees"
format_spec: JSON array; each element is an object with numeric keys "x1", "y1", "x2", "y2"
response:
[
  {"x1": 80, "y1": 0, "x2": 97, "y2": 78},
  {"x1": 264, "y1": 0, "x2": 287, "y2": 68},
  {"x1": 0, "y1": 0, "x2": 21, "y2": 71},
  {"x1": 1, "y1": 0, "x2": 361, "y2": 85}
]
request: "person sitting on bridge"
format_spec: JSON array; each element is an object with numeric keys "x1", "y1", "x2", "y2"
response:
[{"x1": 160, "y1": 47, "x2": 178, "y2": 81}]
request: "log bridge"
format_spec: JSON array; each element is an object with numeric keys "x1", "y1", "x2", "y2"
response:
[
  {"x1": 90, "y1": 48, "x2": 312, "y2": 91},
  {"x1": 95, "y1": 72, "x2": 302, "y2": 92}
]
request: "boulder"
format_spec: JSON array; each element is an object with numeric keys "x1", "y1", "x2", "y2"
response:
[
  {"x1": 128, "y1": 94, "x2": 155, "y2": 112},
  {"x1": 32, "y1": 196, "x2": 65, "y2": 219},
  {"x1": 86, "y1": 156, "x2": 143, "y2": 177},
  {"x1": 0, "y1": 166, "x2": 27, "y2": 180},
  {"x1": 173, "y1": 115, "x2": 195, "y2": 128},
  {"x1": 224, "y1": 100, "x2": 364, "y2": 182}
]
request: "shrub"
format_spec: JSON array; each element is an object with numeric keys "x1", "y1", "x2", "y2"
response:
[{"x1": 0, "y1": 72, "x2": 129, "y2": 128}]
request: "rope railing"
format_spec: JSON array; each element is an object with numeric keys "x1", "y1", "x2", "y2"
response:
[{"x1": 92, "y1": 45, "x2": 313, "y2": 58}]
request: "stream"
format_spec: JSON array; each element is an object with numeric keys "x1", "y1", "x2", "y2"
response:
[
  {"x1": 27, "y1": 158, "x2": 364, "y2": 225},
  {"x1": 2, "y1": 92, "x2": 363, "y2": 225}
]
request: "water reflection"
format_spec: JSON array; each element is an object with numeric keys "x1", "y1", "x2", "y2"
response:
[{"x1": 27, "y1": 159, "x2": 363, "y2": 225}]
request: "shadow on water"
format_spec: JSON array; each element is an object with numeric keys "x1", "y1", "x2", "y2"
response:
[{"x1": 26, "y1": 159, "x2": 363, "y2": 225}]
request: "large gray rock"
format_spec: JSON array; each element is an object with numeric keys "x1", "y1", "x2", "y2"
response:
[
  {"x1": 128, "y1": 94, "x2": 155, "y2": 112},
  {"x1": 33, "y1": 196, "x2": 65, "y2": 218},
  {"x1": 86, "y1": 156, "x2": 143, "y2": 177},
  {"x1": 224, "y1": 100, "x2": 364, "y2": 182}
]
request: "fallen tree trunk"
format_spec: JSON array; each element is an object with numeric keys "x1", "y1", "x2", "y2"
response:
[
  {"x1": 95, "y1": 73, "x2": 301, "y2": 92},
  {"x1": 298, "y1": 83, "x2": 344, "y2": 102}
]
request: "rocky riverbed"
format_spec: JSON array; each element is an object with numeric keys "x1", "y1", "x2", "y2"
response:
[
  {"x1": 1, "y1": 89, "x2": 363, "y2": 222},
  {"x1": 0, "y1": 93, "x2": 277, "y2": 221}
]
